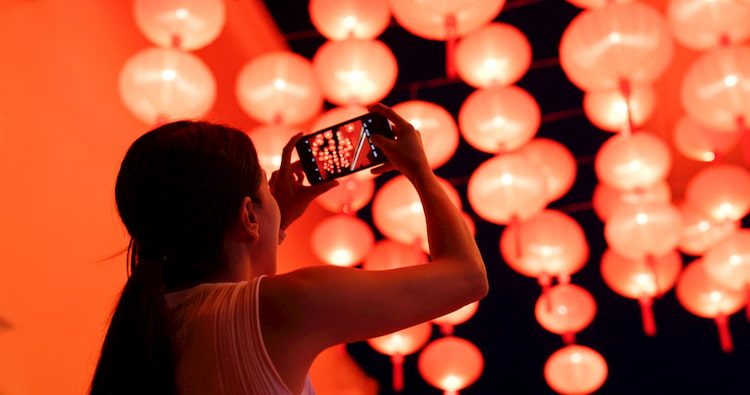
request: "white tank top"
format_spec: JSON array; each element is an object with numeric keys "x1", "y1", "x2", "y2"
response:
[{"x1": 165, "y1": 276, "x2": 315, "y2": 395}]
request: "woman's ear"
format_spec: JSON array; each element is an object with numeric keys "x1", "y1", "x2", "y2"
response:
[{"x1": 239, "y1": 196, "x2": 260, "y2": 242}]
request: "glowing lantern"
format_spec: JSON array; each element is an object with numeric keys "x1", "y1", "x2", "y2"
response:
[
  {"x1": 673, "y1": 115, "x2": 740, "y2": 163},
  {"x1": 418, "y1": 336, "x2": 484, "y2": 394},
  {"x1": 362, "y1": 239, "x2": 429, "y2": 271},
  {"x1": 392, "y1": 101, "x2": 460, "y2": 169},
  {"x1": 367, "y1": 322, "x2": 432, "y2": 392},
  {"x1": 676, "y1": 259, "x2": 746, "y2": 352},
  {"x1": 310, "y1": 214, "x2": 375, "y2": 267},
  {"x1": 316, "y1": 176, "x2": 375, "y2": 214},
  {"x1": 518, "y1": 138, "x2": 577, "y2": 203},
  {"x1": 458, "y1": 85, "x2": 541, "y2": 153},
  {"x1": 559, "y1": 2, "x2": 674, "y2": 91},
  {"x1": 467, "y1": 152, "x2": 547, "y2": 225},
  {"x1": 246, "y1": 124, "x2": 298, "y2": 173},
  {"x1": 702, "y1": 229, "x2": 750, "y2": 293},
  {"x1": 544, "y1": 345, "x2": 608, "y2": 395},
  {"x1": 594, "y1": 131, "x2": 672, "y2": 191},
  {"x1": 600, "y1": 249, "x2": 682, "y2": 336},
  {"x1": 535, "y1": 283, "x2": 596, "y2": 344},
  {"x1": 667, "y1": 0, "x2": 750, "y2": 50},
  {"x1": 372, "y1": 175, "x2": 462, "y2": 246},
  {"x1": 432, "y1": 301, "x2": 479, "y2": 336},
  {"x1": 454, "y1": 22, "x2": 532, "y2": 88},
  {"x1": 684, "y1": 163, "x2": 750, "y2": 222},
  {"x1": 312, "y1": 38, "x2": 398, "y2": 106},
  {"x1": 133, "y1": 0, "x2": 225, "y2": 50},
  {"x1": 119, "y1": 47, "x2": 216, "y2": 125},
  {"x1": 500, "y1": 209, "x2": 589, "y2": 288},
  {"x1": 604, "y1": 202, "x2": 682, "y2": 260},
  {"x1": 236, "y1": 51, "x2": 323, "y2": 126},
  {"x1": 678, "y1": 203, "x2": 739, "y2": 256},
  {"x1": 582, "y1": 84, "x2": 656, "y2": 133},
  {"x1": 388, "y1": 0, "x2": 505, "y2": 41},
  {"x1": 309, "y1": 0, "x2": 391, "y2": 40},
  {"x1": 592, "y1": 181, "x2": 671, "y2": 222},
  {"x1": 565, "y1": 0, "x2": 635, "y2": 8},
  {"x1": 681, "y1": 45, "x2": 750, "y2": 133}
]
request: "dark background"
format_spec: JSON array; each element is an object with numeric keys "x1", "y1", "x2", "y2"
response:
[{"x1": 263, "y1": 0, "x2": 750, "y2": 393}]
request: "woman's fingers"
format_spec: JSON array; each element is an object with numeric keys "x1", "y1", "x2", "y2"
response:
[{"x1": 368, "y1": 103, "x2": 413, "y2": 134}]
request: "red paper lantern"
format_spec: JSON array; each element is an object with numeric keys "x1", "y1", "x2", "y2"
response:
[
  {"x1": 133, "y1": 0, "x2": 225, "y2": 50},
  {"x1": 676, "y1": 258, "x2": 746, "y2": 352},
  {"x1": 432, "y1": 301, "x2": 480, "y2": 336},
  {"x1": 236, "y1": 51, "x2": 323, "y2": 126},
  {"x1": 500, "y1": 209, "x2": 589, "y2": 280},
  {"x1": 119, "y1": 47, "x2": 216, "y2": 125},
  {"x1": 372, "y1": 175, "x2": 461, "y2": 246},
  {"x1": 559, "y1": 2, "x2": 674, "y2": 91},
  {"x1": 388, "y1": 0, "x2": 505, "y2": 41},
  {"x1": 600, "y1": 249, "x2": 682, "y2": 335},
  {"x1": 367, "y1": 322, "x2": 432, "y2": 392},
  {"x1": 312, "y1": 38, "x2": 398, "y2": 106},
  {"x1": 594, "y1": 131, "x2": 672, "y2": 191},
  {"x1": 544, "y1": 345, "x2": 608, "y2": 395},
  {"x1": 535, "y1": 283, "x2": 596, "y2": 344},
  {"x1": 246, "y1": 124, "x2": 299, "y2": 173},
  {"x1": 702, "y1": 229, "x2": 750, "y2": 292},
  {"x1": 684, "y1": 163, "x2": 750, "y2": 222},
  {"x1": 316, "y1": 176, "x2": 375, "y2": 214},
  {"x1": 310, "y1": 214, "x2": 375, "y2": 267},
  {"x1": 583, "y1": 84, "x2": 656, "y2": 133},
  {"x1": 362, "y1": 239, "x2": 429, "y2": 271},
  {"x1": 392, "y1": 100, "x2": 460, "y2": 169},
  {"x1": 681, "y1": 45, "x2": 750, "y2": 133},
  {"x1": 667, "y1": 0, "x2": 750, "y2": 50},
  {"x1": 565, "y1": 0, "x2": 634, "y2": 8},
  {"x1": 458, "y1": 85, "x2": 541, "y2": 153},
  {"x1": 467, "y1": 152, "x2": 547, "y2": 225},
  {"x1": 454, "y1": 22, "x2": 532, "y2": 88},
  {"x1": 418, "y1": 336, "x2": 484, "y2": 393},
  {"x1": 678, "y1": 202, "x2": 739, "y2": 256},
  {"x1": 519, "y1": 138, "x2": 577, "y2": 203},
  {"x1": 309, "y1": 0, "x2": 391, "y2": 40},
  {"x1": 310, "y1": 105, "x2": 368, "y2": 132},
  {"x1": 604, "y1": 202, "x2": 682, "y2": 260},
  {"x1": 592, "y1": 181, "x2": 671, "y2": 222},
  {"x1": 673, "y1": 116, "x2": 740, "y2": 163}
]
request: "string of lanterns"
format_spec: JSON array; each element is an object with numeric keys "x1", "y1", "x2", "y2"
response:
[{"x1": 117, "y1": 0, "x2": 750, "y2": 393}]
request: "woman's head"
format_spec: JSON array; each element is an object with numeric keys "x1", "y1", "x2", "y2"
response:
[{"x1": 115, "y1": 121, "x2": 264, "y2": 286}]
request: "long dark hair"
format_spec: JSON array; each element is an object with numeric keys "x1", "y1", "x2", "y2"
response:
[{"x1": 90, "y1": 121, "x2": 263, "y2": 394}]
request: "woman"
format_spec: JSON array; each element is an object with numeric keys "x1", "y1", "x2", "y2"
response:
[{"x1": 90, "y1": 104, "x2": 488, "y2": 394}]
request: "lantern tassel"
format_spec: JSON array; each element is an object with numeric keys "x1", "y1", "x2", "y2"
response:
[
  {"x1": 445, "y1": 391, "x2": 459, "y2": 395},
  {"x1": 440, "y1": 323, "x2": 455, "y2": 337},
  {"x1": 638, "y1": 295, "x2": 657, "y2": 337},
  {"x1": 392, "y1": 353, "x2": 405, "y2": 392},
  {"x1": 619, "y1": 79, "x2": 634, "y2": 137},
  {"x1": 445, "y1": 14, "x2": 457, "y2": 79},
  {"x1": 563, "y1": 331, "x2": 576, "y2": 345},
  {"x1": 714, "y1": 313, "x2": 734, "y2": 353}
]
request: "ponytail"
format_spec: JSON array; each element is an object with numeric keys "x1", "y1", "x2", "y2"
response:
[{"x1": 90, "y1": 242, "x2": 176, "y2": 395}]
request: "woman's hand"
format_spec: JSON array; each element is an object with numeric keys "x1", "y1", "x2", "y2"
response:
[
  {"x1": 269, "y1": 133, "x2": 339, "y2": 230},
  {"x1": 367, "y1": 103, "x2": 432, "y2": 182}
]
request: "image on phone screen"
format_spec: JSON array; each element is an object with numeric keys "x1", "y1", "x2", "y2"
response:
[{"x1": 296, "y1": 112, "x2": 392, "y2": 184}]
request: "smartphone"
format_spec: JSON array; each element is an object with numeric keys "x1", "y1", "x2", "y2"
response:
[{"x1": 296, "y1": 112, "x2": 393, "y2": 184}]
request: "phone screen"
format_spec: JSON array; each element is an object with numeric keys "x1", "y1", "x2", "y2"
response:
[{"x1": 296, "y1": 112, "x2": 393, "y2": 184}]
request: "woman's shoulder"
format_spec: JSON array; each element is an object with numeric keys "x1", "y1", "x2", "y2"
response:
[{"x1": 165, "y1": 278, "x2": 258, "y2": 307}]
